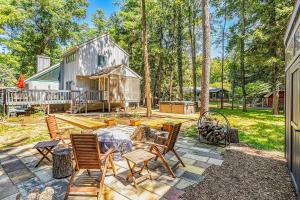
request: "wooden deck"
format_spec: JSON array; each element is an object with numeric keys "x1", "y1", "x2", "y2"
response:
[
  {"x1": 0, "y1": 89, "x2": 105, "y2": 106},
  {"x1": 56, "y1": 114, "x2": 107, "y2": 129}
]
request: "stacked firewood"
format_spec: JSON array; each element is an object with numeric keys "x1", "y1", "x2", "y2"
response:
[{"x1": 198, "y1": 121, "x2": 227, "y2": 144}]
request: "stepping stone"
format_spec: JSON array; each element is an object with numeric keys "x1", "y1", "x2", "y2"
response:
[
  {"x1": 34, "y1": 168, "x2": 54, "y2": 183},
  {"x1": 140, "y1": 179, "x2": 171, "y2": 196},
  {"x1": 207, "y1": 158, "x2": 223, "y2": 166},
  {"x1": 174, "y1": 179, "x2": 195, "y2": 190},
  {"x1": 192, "y1": 150, "x2": 223, "y2": 160},
  {"x1": 1, "y1": 193, "x2": 20, "y2": 200},
  {"x1": 0, "y1": 154, "x2": 17, "y2": 164},
  {"x1": 16, "y1": 177, "x2": 45, "y2": 198},
  {"x1": 2, "y1": 159, "x2": 26, "y2": 173},
  {"x1": 156, "y1": 174, "x2": 180, "y2": 186},
  {"x1": 20, "y1": 155, "x2": 38, "y2": 164},
  {"x1": 170, "y1": 156, "x2": 196, "y2": 165},
  {"x1": 106, "y1": 176, "x2": 159, "y2": 200},
  {"x1": 183, "y1": 154, "x2": 209, "y2": 162},
  {"x1": 163, "y1": 187, "x2": 185, "y2": 200},
  {"x1": 194, "y1": 160, "x2": 212, "y2": 169},
  {"x1": 180, "y1": 171, "x2": 204, "y2": 183},
  {"x1": 16, "y1": 151, "x2": 34, "y2": 159},
  {"x1": 179, "y1": 165, "x2": 205, "y2": 175},
  {"x1": 8, "y1": 168, "x2": 34, "y2": 184},
  {"x1": 0, "y1": 175, "x2": 19, "y2": 199},
  {"x1": 189, "y1": 146, "x2": 211, "y2": 153}
]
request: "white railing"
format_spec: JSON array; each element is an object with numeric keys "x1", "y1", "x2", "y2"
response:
[
  {"x1": 125, "y1": 92, "x2": 140, "y2": 101},
  {"x1": 0, "y1": 89, "x2": 107, "y2": 106}
]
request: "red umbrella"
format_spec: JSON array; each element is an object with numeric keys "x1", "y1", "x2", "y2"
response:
[{"x1": 17, "y1": 74, "x2": 25, "y2": 89}]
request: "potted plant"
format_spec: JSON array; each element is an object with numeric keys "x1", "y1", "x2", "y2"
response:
[
  {"x1": 104, "y1": 118, "x2": 116, "y2": 126},
  {"x1": 130, "y1": 114, "x2": 141, "y2": 126}
]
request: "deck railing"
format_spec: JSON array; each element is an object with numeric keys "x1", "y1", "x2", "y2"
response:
[{"x1": 0, "y1": 89, "x2": 107, "y2": 106}]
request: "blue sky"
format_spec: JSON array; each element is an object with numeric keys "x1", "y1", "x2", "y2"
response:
[{"x1": 85, "y1": 0, "x2": 118, "y2": 26}]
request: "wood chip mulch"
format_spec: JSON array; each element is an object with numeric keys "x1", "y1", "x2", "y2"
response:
[{"x1": 181, "y1": 144, "x2": 297, "y2": 200}]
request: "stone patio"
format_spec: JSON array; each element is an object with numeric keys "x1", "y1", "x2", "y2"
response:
[{"x1": 0, "y1": 136, "x2": 224, "y2": 200}]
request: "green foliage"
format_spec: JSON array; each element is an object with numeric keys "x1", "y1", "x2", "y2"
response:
[
  {"x1": 93, "y1": 8, "x2": 107, "y2": 34},
  {"x1": 0, "y1": 0, "x2": 88, "y2": 81}
]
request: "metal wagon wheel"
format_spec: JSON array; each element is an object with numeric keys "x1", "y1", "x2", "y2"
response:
[{"x1": 197, "y1": 111, "x2": 231, "y2": 146}]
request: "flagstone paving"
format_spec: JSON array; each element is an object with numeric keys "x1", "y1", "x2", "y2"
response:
[{"x1": 0, "y1": 136, "x2": 224, "y2": 200}]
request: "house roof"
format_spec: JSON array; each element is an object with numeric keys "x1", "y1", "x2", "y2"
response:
[
  {"x1": 210, "y1": 88, "x2": 226, "y2": 93},
  {"x1": 183, "y1": 87, "x2": 228, "y2": 93},
  {"x1": 25, "y1": 63, "x2": 61, "y2": 82},
  {"x1": 90, "y1": 64, "x2": 142, "y2": 79},
  {"x1": 62, "y1": 34, "x2": 129, "y2": 57}
]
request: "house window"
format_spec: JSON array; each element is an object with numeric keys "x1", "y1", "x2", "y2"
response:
[
  {"x1": 66, "y1": 53, "x2": 76, "y2": 64},
  {"x1": 66, "y1": 81, "x2": 72, "y2": 90},
  {"x1": 295, "y1": 26, "x2": 300, "y2": 55},
  {"x1": 286, "y1": 39, "x2": 294, "y2": 65},
  {"x1": 98, "y1": 55, "x2": 107, "y2": 67}
]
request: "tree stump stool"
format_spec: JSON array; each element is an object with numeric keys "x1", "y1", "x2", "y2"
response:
[{"x1": 52, "y1": 148, "x2": 73, "y2": 179}]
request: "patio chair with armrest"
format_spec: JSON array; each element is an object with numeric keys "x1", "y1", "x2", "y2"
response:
[
  {"x1": 65, "y1": 134, "x2": 116, "y2": 200},
  {"x1": 148, "y1": 123, "x2": 185, "y2": 178},
  {"x1": 45, "y1": 115, "x2": 70, "y2": 147}
]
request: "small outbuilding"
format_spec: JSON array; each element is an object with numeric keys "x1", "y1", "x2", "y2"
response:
[
  {"x1": 285, "y1": 0, "x2": 300, "y2": 195},
  {"x1": 263, "y1": 90, "x2": 285, "y2": 109}
]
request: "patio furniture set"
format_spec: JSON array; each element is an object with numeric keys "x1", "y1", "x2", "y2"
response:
[{"x1": 34, "y1": 115, "x2": 186, "y2": 199}]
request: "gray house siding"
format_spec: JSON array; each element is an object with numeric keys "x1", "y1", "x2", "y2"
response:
[{"x1": 63, "y1": 35, "x2": 129, "y2": 90}]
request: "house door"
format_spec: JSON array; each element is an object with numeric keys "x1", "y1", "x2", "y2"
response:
[{"x1": 291, "y1": 67, "x2": 300, "y2": 189}]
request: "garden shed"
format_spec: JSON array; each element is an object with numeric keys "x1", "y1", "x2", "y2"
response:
[{"x1": 285, "y1": 0, "x2": 300, "y2": 195}]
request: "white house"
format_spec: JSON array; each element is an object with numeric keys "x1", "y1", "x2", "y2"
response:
[{"x1": 21, "y1": 34, "x2": 141, "y2": 113}]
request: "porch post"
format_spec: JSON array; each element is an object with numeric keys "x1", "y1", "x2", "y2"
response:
[{"x1": 108, "y1": 76, "x2": 111, "y2": 112}]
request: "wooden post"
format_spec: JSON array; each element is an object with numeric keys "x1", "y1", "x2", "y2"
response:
[
  {"x1": 47, "y1": 104, "x2": 50, "y2": 114},
  {"x1": 108, "y1": 76, "x2": 110, "y2": 113}
]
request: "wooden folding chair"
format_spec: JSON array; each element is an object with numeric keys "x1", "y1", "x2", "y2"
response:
[
  {"x1": 45, "y1": 115, "x2": 69, "y2": 146},
  {"x1": 148, "y1": 123, "x2": 185, "y2": 178},
  {"x1": 65, "y1": 134, "x2": 116, "y2": 200}
]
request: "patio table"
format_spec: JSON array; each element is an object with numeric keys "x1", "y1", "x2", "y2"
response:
[
  {"x1": 33, "y1": 140, "x2": 59, "y2": 167},
  {"x1": 95, "y1": 125, "x2": 135, "y2": 154}
]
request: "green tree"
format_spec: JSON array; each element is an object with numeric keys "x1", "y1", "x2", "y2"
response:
[
  {"x1": 1, "y1": 0, "x2": 88, "y2": 77},
  {"x1": 92, "y1": 8, "x2": 107, "y2": 34}
]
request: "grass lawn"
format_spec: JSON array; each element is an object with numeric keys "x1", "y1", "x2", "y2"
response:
[
  {"x1": 0, "y1": 107, "x2": 285, "y2": 152},
  {"x1": 182, "y1": 107, "x2": 285, "y2": 151}
]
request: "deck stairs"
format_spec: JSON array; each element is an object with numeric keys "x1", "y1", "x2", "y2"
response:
[{"x1": 69, "y1": 91, "x2": 88, "y2": 114}]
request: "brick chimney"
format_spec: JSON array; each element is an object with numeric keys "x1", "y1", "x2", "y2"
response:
[{"x1": 36, "y1": 55, "x2": 50, "y2": 72}]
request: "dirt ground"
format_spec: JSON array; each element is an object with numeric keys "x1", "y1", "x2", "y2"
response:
[
  {"x1": 0, "y1": 112, "x2": 194, "y2": 150},
  {"x1": 181, "y1": 144, "x2": 297, "y2": 200}
]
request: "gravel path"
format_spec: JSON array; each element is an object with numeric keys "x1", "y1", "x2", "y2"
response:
[{"x1": 181, "y1": 145, "x2": 297, "y2": 200}]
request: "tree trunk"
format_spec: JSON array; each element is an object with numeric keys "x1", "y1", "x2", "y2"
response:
[
  {"x1": 188, "y1": 3, "x2": 197, "y2": 102},
  {"x1": 240, "y1": 0, "x2": 247, "y2": 112},
  {"x1": 231, "y1": 85, "x2": 235, "y2": 110},
  {"x1": 169, "y1": 66, "x2": 174, "y2": 101},
  {"x1": 53, "y1": 148, "x2": 73, "y2": 179},
  {"x1": 176, "y1": 3, "x2": 184, "y2": 101},
  {"x1": 200, "y1": 0, "x2": 211, "y2": 115},
  {"x1": 141, "y1": 0, "x2": 151, "y2": 117},
  {"x1": 156, "y1": 29, "x2": 164, "y2": 105},
  {"x1": 221, "y1": 0, "x2": 227, "y2": 109},
  {"x1": 272, "y1": 84, "x2": 280, "y2": 114},
  {"x1": 269, "y1": 0, "x2": 280, "y2": 115}
]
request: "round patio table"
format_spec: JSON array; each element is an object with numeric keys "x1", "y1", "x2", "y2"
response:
[{"x1": 96, "y1": 125, "x2": 134, "y2": 155}]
